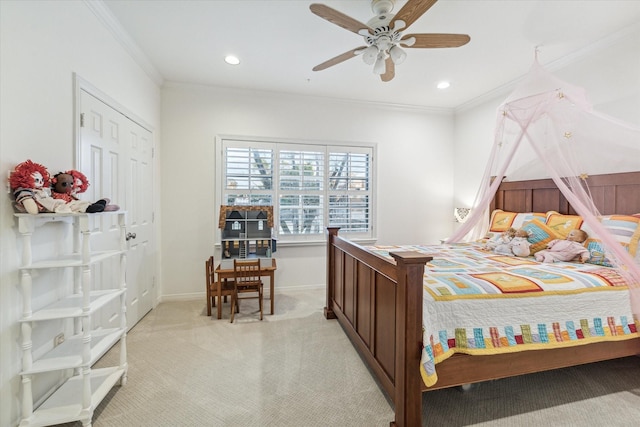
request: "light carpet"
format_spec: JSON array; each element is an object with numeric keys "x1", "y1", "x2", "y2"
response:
[{"x1": 59, "y1": 288, "x2": 640, "y2": 426}]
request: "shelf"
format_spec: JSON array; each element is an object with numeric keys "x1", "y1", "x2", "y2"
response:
[
  {"x1": 20, "y1": 289, "x2": 125, "y2": 322},
  {"x1": 20, "y1": 367, "x2": 125, "y2": 427},
  {"x1": 22, "y1": 328, "x2": 125, "y2": 375},
  {"x1": 15, "y1": 210, "x2": 127, "y2": 427},
  {"x1": 19, "y1": 250, "x2": 124, "y2": 269}
]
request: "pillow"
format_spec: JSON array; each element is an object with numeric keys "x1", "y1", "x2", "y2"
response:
[
  {"x1": 584, "y1": 238, "x2": 614, "y2": 267},
  {"x1": 489, "y1": 210, "x2": 546, "y2": 232},
  {"x1": 599, "y1": 215, "x2": 640, "y2": 256},
  {"x1": 545, "y1": 212, "x2": 583, "y2": 239},
  {"x1": 488, "y1": 210, "x2": 517, "y2": 232},
  {"x1": 521, "y1": 219, "x2": 560, "y2": 254},
  {"x1": 512, "y1": 212, "x2": 546, "y2": 229},
  {"x1": 582, "y1": 215, "x2": 640, "y2": 266}
]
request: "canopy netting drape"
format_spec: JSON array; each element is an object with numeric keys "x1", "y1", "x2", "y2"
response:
[{"x1": 448, "y1": 61, "x2": 640, "y2": 316}]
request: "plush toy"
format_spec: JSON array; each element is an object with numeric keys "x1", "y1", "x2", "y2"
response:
[
  {"x1": 51, "y1": 170, "x2": 119, "y2": 213},
  {"x1": 510, "y1": 229, "x2": 533, "y2": 257},
  {"x1": 534, "y1": 229, "x2": 590, "y2": 263},
  {"x1": 484, "y1": 227, "x2": 532, "y2": 257},
  {"x1": 484, "y1": 227, "x2": 516, "y2": 251},
  {"x1": 9, "y1": 160, "x2": 71, "y2": 214}
]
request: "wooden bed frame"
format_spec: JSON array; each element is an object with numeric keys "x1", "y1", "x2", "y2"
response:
[{"x1": 324, "y1": 171, "x2": 640, "y2": 427}]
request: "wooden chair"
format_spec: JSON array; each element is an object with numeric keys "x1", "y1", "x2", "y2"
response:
[
  {"x1": 230, "y1": 259, "x2": 264, "y2": 322},
  {"x1": 205, "y1": 256, "x2": 234, "y2": 317}
]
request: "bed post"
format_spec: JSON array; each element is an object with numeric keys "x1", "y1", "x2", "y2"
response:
[
  {"x1": 389, "y1": 252, "x2": 431, "y2": 427},
  {"x1": 324, "y1": 227, "x2": 340, "y2": 319}
]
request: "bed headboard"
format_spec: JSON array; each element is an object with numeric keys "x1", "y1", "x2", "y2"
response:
[{"x1": 490, "y1": 171, "x2": 640, "y2": 215}]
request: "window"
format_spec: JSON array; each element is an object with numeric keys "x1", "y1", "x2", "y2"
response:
[{"x1": 218, "y1": 137, "x2": 375, "y2": 242}]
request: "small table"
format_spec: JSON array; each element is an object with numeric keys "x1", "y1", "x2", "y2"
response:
[{"x1": 214, "y1": 258, "x2": 277, "y2": 319}]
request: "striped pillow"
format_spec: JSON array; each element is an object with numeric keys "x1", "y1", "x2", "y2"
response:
[{"x1": 582, "y1": 215, "x2": 640, "y2": 266}]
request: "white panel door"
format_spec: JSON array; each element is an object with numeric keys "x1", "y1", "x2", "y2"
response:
[{"x1": 79, "y1": 89, "x2": 154, "y2": 330}]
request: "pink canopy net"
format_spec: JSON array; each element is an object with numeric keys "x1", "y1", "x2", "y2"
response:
[{"x1": 448, "y1": 60, "x2": 640, "y2": 316}]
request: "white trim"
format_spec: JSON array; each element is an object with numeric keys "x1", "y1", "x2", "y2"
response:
[
  {"x1": 216, "y1": 135, "x2": 377, "y2": 244},
  {"x1": 84, "y1": 0, "x2": 164, "y2": 86},
  {"x1": 164, "y1": 81, "x2": 453, "y2": 115},
  {"x1": 73, "y1": 73, "x2": 155, "y2": 167}
]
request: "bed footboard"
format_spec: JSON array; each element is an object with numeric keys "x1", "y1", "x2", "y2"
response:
[{"x1": 325, "y1": 228, "x2": 431, "y2": 427}]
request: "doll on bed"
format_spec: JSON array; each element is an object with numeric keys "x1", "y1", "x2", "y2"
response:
[
  {"x1": 493, "y1": 228, "x2": 532, "y2": 257},
  {"x1": 534, "y1": 229, "x2": 590, "y2": 263},
  {"x1": 484, "y1": 227, "x2": 517, "y2": 251}
]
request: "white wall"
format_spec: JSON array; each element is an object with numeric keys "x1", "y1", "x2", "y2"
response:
[
  {"x1": 0, "y1": 1, "x2": 161, "y2": 426},
  {"x1": 453, "y1": 29, "x2": 640, "y2": 211},
  {"x1": 160, "y1": 84, "x2": 455, "y2": 297}
]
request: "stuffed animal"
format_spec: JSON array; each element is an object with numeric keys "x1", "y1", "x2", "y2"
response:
[
  {"x1": 494, "y1": 228, "x2": 532, "y2": 257},
  {"x1": 534, "y1": 229, "x2": 590, "y2": 263},
  {"x1": 51, "y1": 170, "x2": 119, "y2": 213},
  {"x1": 510, "y1": 229, "x2": 532, "y2": 257},
  {"x1": 9, "y1": 160, "x2": 71, "y2": 214},
  {"x1": 484, "y1": 227, "x2": 516, "y2": 251}
]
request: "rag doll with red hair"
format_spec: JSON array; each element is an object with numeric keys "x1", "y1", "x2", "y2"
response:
[
  {"x1": 51, "y1": 170, "x2": 119, "y2": 213},
  {"x1": 9, "y1": 160, "x2": 71, "y2": 214}
]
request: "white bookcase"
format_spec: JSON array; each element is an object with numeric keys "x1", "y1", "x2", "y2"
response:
[{"x1": 15, "y1": 212, "x2": 128, "y2": 427}]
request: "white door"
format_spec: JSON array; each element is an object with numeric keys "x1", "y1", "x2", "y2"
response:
[{"x1": 78, "y1": 88, "x2": 154, "y2": 330}]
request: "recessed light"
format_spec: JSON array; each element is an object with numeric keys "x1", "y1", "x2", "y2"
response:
[
  {"x1": 437, "y1": 81, "x2": 450, "y2": 89},
  {"x1": 224, "y1": 55, "x2": 240, "y2": 65}
]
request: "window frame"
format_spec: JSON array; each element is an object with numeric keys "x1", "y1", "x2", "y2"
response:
[{"x1": 215, "y1": 135, "x2": 377, "y2": 245}]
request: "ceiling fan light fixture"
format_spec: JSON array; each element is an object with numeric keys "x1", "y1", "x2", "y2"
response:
[
  {"x1": 310, "y1": 0, "x2": 471, "y2": 82},
  {"x1": 224, "y1": 55, "x2": 240, "y2": 65},
  {"x1": 362, "y1": 45, "x2": 379, "y2": 65},
  {"x1": 389, "y1": 45, "x2": 406, "y2": 65},
  {"x1": 373, "y1": 53, "x2": 387, "y2": 75}
]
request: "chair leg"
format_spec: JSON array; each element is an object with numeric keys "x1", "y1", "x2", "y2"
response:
[
  {"x1": 206, "y1": 290, "x2": 212, "y2": 316},
  {"x1": 259, "y1": 286, "x2": 263, "y2": 321},
  {"x1": 230, "y1": 293, "x2": 235, "y2": 323}
]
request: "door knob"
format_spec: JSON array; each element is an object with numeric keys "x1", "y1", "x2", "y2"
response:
[{"x1": 126, "y1": 232, "x2": 137, "y2": 241}]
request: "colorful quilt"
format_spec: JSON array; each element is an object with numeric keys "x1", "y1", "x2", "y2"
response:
[{"x1": 366, "y1": 242, "x2": 639, "y2": 387}]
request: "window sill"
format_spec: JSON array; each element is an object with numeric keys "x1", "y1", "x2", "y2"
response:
[{"x1": 214, "y1": 237, "x2": 377, "y2": 249}]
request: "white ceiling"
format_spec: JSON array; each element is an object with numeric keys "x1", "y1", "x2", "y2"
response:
[{"x1": 102, "y1": 0, "x2": 640, "y2": 110}]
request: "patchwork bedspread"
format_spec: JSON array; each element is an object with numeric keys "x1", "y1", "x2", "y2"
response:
[{"x1": 366, "y1": 242, "x2": 639, "y2": 387}]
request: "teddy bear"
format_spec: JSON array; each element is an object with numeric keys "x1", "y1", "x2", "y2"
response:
[
  {"x1": 51, "y1": 170, "x2": 119, "y2": 213},
  {"x1": 510, "y1": 229, "x2": 533, "y2": 257},
  {"x1": 483, "y1": 227, "x2": 532, "y2": 257},
  {"x1": 9, "y1": 160, "x2": 71, "y2": 214},
  {"x1": 484, "y1": 227, "x2": 516, "y2": 251},
  {"x1": 534, "y1": 229, "x2": 590, "y2": 263}
]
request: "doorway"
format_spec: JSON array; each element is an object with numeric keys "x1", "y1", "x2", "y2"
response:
[{"x1": 75, "y1": 76, "x2": 155, "y2": 329}]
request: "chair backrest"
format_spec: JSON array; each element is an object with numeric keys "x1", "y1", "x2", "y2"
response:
[
  {"x1": 233, "y1": 259, "x2": 261, "y2": 289},
  {"x1": 206, "y1": 256, "x2": 214, "y2": 288}
]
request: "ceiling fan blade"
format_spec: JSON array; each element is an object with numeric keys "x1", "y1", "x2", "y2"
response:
[
  {"x1": 402, "y1": 33, "x2": 470, "y2": 48},
  {"x1": 390, "y1": 0, "x2": 438, "y2": 30},
  {"x1": 380, "y1": 57, "x2": 395, "y2": 82},
  {"x1": 310, "y1": 4, "x2": 371, "y2": 35},
  {"x1": 312, "y1": 47, "x2": 366, "y2": 71}
]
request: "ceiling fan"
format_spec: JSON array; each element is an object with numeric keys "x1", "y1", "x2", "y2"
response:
[{"x1": 310, "y1": 0, "x2": 470, "y2": 82}]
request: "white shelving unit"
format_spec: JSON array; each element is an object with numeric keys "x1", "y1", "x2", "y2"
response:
[{"x1": 15, "y1": 212, "x2": 128, "y2": 427}]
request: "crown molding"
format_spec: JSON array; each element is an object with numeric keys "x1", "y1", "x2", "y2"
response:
[
  {"x1": 455, "y1": 22, "x2": 640, "y2": 114},
  {"x1": 84, "y1": 0, "x2": 164, "y2": 86},
  {"x1": 162, "y1": 80, "x2": 454, "y2": 115}
]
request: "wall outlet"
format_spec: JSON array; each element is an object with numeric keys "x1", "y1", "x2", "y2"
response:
[{"x1": 54, "y1": 333, "x2": 65, "y2": 347}]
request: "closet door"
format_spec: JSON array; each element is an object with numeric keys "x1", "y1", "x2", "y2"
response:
[{"x1": 78, "y1": 88, "x2": 154, "y2": 329}]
